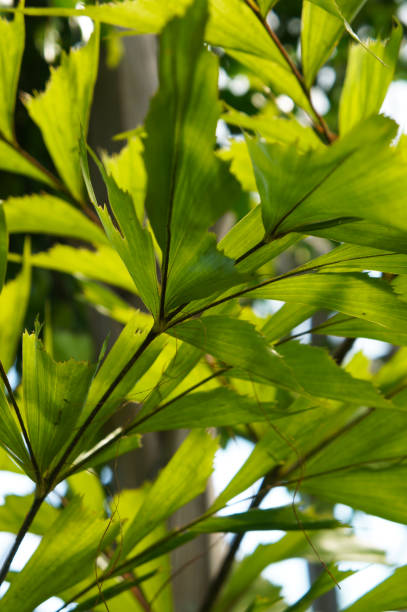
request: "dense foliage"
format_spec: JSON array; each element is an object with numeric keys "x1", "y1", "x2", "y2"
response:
[{"x1": 1, "y1": 0, "x2": 407, "y2": 610}]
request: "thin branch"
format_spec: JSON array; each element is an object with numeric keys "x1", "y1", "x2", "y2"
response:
[
  {"x1": 0, "y1": 359, "x2": 41, "y2": 485},
  {"x1": 243, "y1": 0, "x2": 335, "y2": 144},
  {"x1": 199, "y1": 469, "x2": 278, "y2": 612},
  {"x1": 0, "y1": 492, "x2": 46, "y2": 586}
]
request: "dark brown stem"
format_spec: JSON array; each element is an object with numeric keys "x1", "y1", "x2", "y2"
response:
[
  {"x1": 0, "y1": 493, "x2": 46, "y2": 586},
  {"x1": 0, "y1": 359, "x2": 41, "y2": 485},
  {"x1": 198, "y1": 469, "x2": 278, "y2": 612}
]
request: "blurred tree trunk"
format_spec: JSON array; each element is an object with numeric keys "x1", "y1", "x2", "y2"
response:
[{"x1": 88, "y1": 34, "x2": 212, "y2": 611}]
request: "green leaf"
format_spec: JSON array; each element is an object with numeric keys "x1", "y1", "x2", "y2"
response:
[
  {"x1": 136, "y1": 342, "x2": 202, "y2": 419},
  {"x1": 78, "y1": 280, "x2": 138, "y2": 324},
  {"x1": 3, "y1": 193, "x2": 107, "y2": 244},
  {"x1": 301, "y1": 0, "x2": 366, "y2": 87},
  {"x1": 343, "y1": 565, "x2": 407, "y2": 612},
  {"x1": 293, "y1": 405, "x2": 407, "y2": 522},
  {"x1": 68, "y1": 470, "x2": 105, "y2": 515},
  {"x1": 0, "y1": 11, "x2": 24, "y2": 141},
  {"x1": 212, "y1": 403, "x2": 357, "y2": 511},
  {"x1": 69, "y1": 430, "x2": 141, "y2": 474},
  {"x1": 217, "y1": 140, "x2": 257, "y2": 193},
  {"x1": 247, "y1": 116, "x2": 407, "y2": 238},
  {"x1": 222, "y1": 103, "x2": 323, "y2": 152},
  {"x1": 313, "y1": 219, "x2": 407, "y2": 256},
  {"x1": 0, "y1": 139, "x2": 56, "y2": 186},
  {"x1": 310, "y1": 313, "x2": 407, "y2": 346},
  {"x1": 82, "y1": 145, "x2": 160, "y2": 317},
  {"x1": 277, "y1": 342, "x2": 390, "y2": 408},
  {"x1": 144, "y1": 0, "x2": 244, "y2": 313},
  {"x1": 0, "y1": 494, "x2": 59, "y2": 535},
  {"x1": 167, "y1": 316, "x2": 303, "y2": 394},
  {"x1": 214, "y1": 532, "x2": 383, "y2": 612},
  {"x1": 300, "y1": 466, "x2": 407, "y2": 524},
  {"x1": 229, "y1": 50, "x2": 314, "y2": 116},
  {"x1": 135, "y1": 387, "x2": 276, "y2": 432},
  {"x1": 0, "y1": 204, "x2": 7, "y2": 293},
  {"x1": 218, "y1": 204, "x2": 302, "y2": 273},
  {"x1": 247, "y1": 272, "x2": 407, "y2": 330},
  {"x1": 256, "y1": 0, "x2": 276, "y2": 16},
  {"x1": 41, "y1": 0, "x2": 194, "y2": 32},
  {"x1": 0, "y1": 497, "x2": 118, "y2": 612},
  {"x1": 194, "y1": 506, "x2": 341, "y2": 534},
  {"x1": 22, "y1": 243, "x2": 136, "y2": 292},
  {"x1": 285, "y1": 563, "x2": 354, "y2": 612},
  {"x1": 74, "y1": 571, "x2": 157, "y2": 611},
  {"x1": 23, "y1": 30, "x2": 99, "y2": 200},
  {"x1": 339, "y1": 20, "x2": 402, "y2": 134},
  {"x1": 77, "y1": 315, "x2": 162, "y2": 453},
  {"x1": 102, "y1": 135, "x2": 146, "y2": 222},
  {"x1": 297, "y1": 243, "x2": 407, "y2": 275},
  {"x1": 0, "y1": 241, "x2": 31, "y2": 372},
  {"x1": 261, "y1": 303, "x2": 316, "y2": 343},
  {"x1": 0, "y1": 383, "x2": 32, "y2": 473},
  {"x1": 206, "y1": 0, "x2": 286, "y2": 66},
  {"x1": 121, "y1": 429, "x2": 218, "y2": 555},
  {"x1": 0, "y1": 446, "x2": 23, "y2": 473},
  {"x1": 22, "y1": 331, "x2": 95, "y2": 474}
]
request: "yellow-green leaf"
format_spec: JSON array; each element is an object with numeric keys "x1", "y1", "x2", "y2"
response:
[
  {"x1": 23, "y1": 30, "x2": 99, "y2": 200},
  {"x1": 339, "y1": 20, "x2": 402, "y2": 134},
  {"x1": 0, "y1": 12, "x2": 24, "y2": 141}
]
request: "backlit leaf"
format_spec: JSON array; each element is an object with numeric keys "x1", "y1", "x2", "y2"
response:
[
  {"x1": 22, "y1": 331, "x2": 95, "y2": 474},
  {"x1": 343, "y1": 565, "x2": 407, "y2": 612},
  {"x1": 0, "y1": 497, "x2": 118, "y2": 612},
  {"x1": 22, "y1": 243, "x2": 136, "y2": 292},
  {"x1": 0, "y1": 494, "x2": 59, "y2": 535},
  {"x1": 24, "y1": 30, "x2": 99, "y2": 200},
  {"x1": 194, "y1": 506, "x2": 341, "y2": 534},
  {"x1": 0, "y1": 204, "x2": 7, "y2": 293},
  {"x1": 0, "y1": 242, "x2": 31, "y2": 372},
  {"x1": 339, "y1": 20, "x2": 402, "y2": 134},
  {"x1": 83, "y1": 146, "x2": 160, "y2": 317},
  {"x1": 248, "y1": 272, "x2": 407, "y2": 330},
  {"x1": 3, "y1": 193, "x2": 106, "y2": 244},
  {"x1": 0, "y1": 11, "x2": 24, "y2": 141},
  {"x1": 285, "y1": 564, "x2": 354, "y2": 612},
  {"x1": 121, "y1": 429, "x2": 218, "y2": 555},
  {"x1": 0, "y1": 139, "x2": 56, "y2": 186},
  {"x1": 144, "y1": 0, "x2": 245, "y2": 313},
  {"x1": 302, "y1": 0, "x2": 366, "y2": 87}
]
